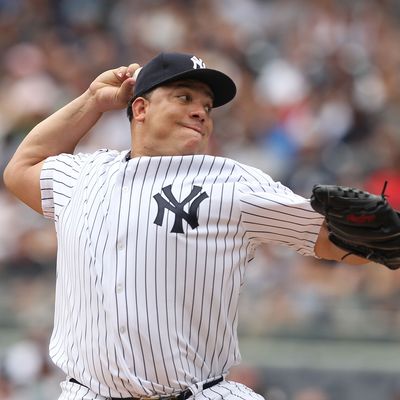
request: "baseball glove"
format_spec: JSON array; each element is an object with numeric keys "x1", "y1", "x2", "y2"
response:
[{"x1": 310, "y1": 184, "x2": 400, "y2": 270}]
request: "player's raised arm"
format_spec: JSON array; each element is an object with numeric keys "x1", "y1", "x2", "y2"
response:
[{"x1": 3, "y1": 64, "x2": 141, "y2": 214}]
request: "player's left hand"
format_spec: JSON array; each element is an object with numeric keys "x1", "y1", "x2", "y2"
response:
[
  {"x1": 310, "y1": 184, "x2": 400, "y2": 270},
  {"x1": 88, "y1": 63, "x2": 141, "y2": 112}
]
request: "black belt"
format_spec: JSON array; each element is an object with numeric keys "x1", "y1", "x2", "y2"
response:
[{"x1": 69, "y1": 376, "x2": 223, "y2": 400}]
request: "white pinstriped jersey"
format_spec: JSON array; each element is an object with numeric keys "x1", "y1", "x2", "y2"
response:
[{"x1": 40, "y1": 150, "x2": 323, "y2": 399}]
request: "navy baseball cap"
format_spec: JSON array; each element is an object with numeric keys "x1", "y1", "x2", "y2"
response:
[{"x1": 132, "y1": 52, "x2": 237, "y2": 107}]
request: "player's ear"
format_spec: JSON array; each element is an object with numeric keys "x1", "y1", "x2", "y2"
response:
[{"x1": 132, "y1": 97, "x2": 148, "y2": 123}]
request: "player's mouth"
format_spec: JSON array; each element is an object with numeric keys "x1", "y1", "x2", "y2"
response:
[{"x1": 179, "y1": 123, "x2": 204, "y2": 136}]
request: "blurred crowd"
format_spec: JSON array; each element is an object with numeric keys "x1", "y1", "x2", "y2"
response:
[{"x1": 1, "y1": 0, "x2": 400, "y2": 399}]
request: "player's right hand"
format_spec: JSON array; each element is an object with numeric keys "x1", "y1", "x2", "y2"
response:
[{"x1": 88, "y1": 63, "x2": 141, "y2": 112}]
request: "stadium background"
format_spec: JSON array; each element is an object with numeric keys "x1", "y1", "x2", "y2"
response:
[{"x1": 1, "y1": 0, "x2": 400, "y2": 399}]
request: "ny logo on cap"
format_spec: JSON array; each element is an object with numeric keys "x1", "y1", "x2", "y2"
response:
[{"x1": 191, "y1": 56, "x2": 206, "y2": 69}]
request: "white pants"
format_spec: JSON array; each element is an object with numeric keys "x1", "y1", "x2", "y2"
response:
[{"x1": 58, "y1": 378, "x2": 266, "y2": 400}]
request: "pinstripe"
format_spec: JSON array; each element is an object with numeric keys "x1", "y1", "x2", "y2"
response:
[
  {"x1": 86, "y1": 187, "x2": 107, "y2": 391},
  {"x1": 86, "y1": 212, "x2": 104, "y2": 390},
  {"x1": 189, "y1": 154, "x2": 210, "y2": 378},
  {"x1": 97, "y1": 166, "x2": 120, "y2": 396},
  {"x1": 199, "y1": 158, "x2": 227, "y2": 376},
  {"x1": 75, "y1": 159, "x2": 101, "y2": 384},
  {"x1": 180, "y1": 155, "x2": 204, "y2": 383},
  {"x1": 121, "y1": 159, "x2": 144, "y2": 390},
  {"x1": 42, "y1": 167, "x2": 75, "y2": 178},
  {"x1": 143, "y1": 160, "x2": 161, "y2": 386},
  {"x1": 162, "y1": 156, "x2": 185, "y2": 389},
  {"x1": 184, "y1": 155, "x2": 206, "y2": 379},
  {"x1": 152, "y1": 156, "x2": 174, "y2": 390},
  {"x1": 172, "y1": 157, "x2": 192, "y2": 387},
  {"x1": 208, "y1": 172, "x2": 234, "y2": 372},
  {"x1": 63, "y1": 185, "x2": 86, "y2": 377},
  {"x1": 40, "y1": 151, "x2": 322, "y2": 399},
  {"x1": 143, "y1": 157, "x2": 168, "y2": 390},
  {"x1": 242, "y1": 211, "x2": 322, "y2": 226},
  {"x1": 194, "y1": 381, "x2": 265, "y2": 400},
  {"x1": 98, "y1": 229, "x2": 114, "y2": 398},
  {"x1": 240, "y1": 198, "x2": 320, "y2": 216},
  {"x1": 132, "y1": 158, "x2": 158, "y2": 393},
  {"x1": 176, "y1": 156, "x2": 206, "y2": 385},
  {"x1": 192, "y1": 157, "x2": 217, "y2": 376},
  {"x1": 219, "y1": 186, "x2": 241, "y2": 371},
  {"x1": 201, "y1": 160, "x2": 229, "y2": 377},
  {"x1": 113, "y1": 160, "x2": 133, "y2": 396}
]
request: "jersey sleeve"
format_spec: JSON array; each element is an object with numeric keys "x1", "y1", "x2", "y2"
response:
[
  {"x1": 238, "y1": 180, "x2": 324, "y2": 257},
  {"x1": 40, "y1": 152, "x2": 90, "y2": 221}
]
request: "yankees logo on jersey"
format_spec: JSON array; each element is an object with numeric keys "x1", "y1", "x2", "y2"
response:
[
  {"x1": 40, "y1": 150, "x2": 323, "y2": 399},
  {"x1": 153, "y1": 185, "x2": 209, "y2": 233}
]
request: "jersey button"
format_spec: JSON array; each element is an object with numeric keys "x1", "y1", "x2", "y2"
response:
[
  {"x1": 117, "y1": 240, "x2": 124, "y2": 250},
  {"x1": 120, "y1": 326, "x2": 126, "y2": 334},
  {"x1": 117, "y1": 283, "x2": 123, "y2": 293}
]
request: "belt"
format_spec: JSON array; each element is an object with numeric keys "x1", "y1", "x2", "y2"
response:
[{"x1": 69, "y1": 376, "x2": 223, "y2": 400}]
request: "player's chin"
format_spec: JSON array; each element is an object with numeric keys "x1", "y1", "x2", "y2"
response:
[
  {"x1": 182, "y1": 137, "x2": 209, "y2": 155},
  {"x1": 178, "y1": 134, "x2": 208, "y2": 154}
]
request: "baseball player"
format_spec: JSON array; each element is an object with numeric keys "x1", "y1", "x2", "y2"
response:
[{"x1": 3, "y1": 52, "x2": 370, "y2": 400}]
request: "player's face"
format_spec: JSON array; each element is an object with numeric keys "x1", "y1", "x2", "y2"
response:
[{"x1": 133, "y1": 80, "x2": 214, "y2": 156}]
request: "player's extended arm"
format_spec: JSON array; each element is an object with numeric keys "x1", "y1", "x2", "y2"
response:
[
  {"x1": 3, "y1": 64, "x2": 140, "y2": 214},
  {"x1": 312, "y1": 184, "x2": 400, "y2": 269}
]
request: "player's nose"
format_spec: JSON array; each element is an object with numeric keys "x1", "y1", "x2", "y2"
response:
[{"x1": 190, "y1": 105, "x2": 209, "y2": 123}]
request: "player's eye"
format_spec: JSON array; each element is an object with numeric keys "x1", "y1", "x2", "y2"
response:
[
  {"x1": 205, "y1": 104, "x2": 212, "y2": 114},
  {"x1": 177, "y1": 94, "x2": 191, "y2": 102}
]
